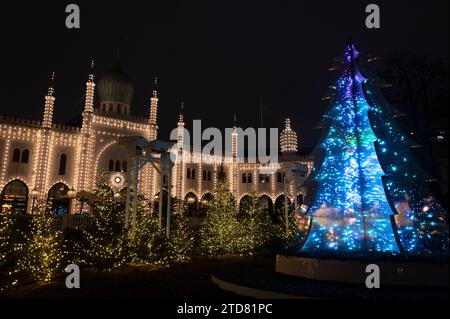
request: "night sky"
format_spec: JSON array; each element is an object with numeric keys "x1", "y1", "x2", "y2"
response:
[{"x1": 1, "y1": 0, "x2": 448, "y2": 148}]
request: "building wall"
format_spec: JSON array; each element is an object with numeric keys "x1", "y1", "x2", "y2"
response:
[{"x1": 0, "y1": 114, "x2": 313, "y2": 215}]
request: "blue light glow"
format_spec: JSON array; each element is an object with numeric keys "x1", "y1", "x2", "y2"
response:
[{"x1": 300, "y1": 43, "x2": 449, "y2": 257}]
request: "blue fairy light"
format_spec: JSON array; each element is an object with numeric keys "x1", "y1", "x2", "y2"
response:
[{"x1": 299, "y1": 42, "x2": 449, "y2": 258}]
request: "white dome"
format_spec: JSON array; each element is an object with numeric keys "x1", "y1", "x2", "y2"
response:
[{"x1": 280, "y1": 118, "x2": 298, "y2": 154}]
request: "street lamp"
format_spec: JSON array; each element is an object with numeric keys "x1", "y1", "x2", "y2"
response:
[
  {"x1": 30, "y1": 188, "x2": 39, "y2": 214},
  {"x1": 67, "y1": 187, "x2": 77, "y2": 214},
  {"x1": 76, "y1": 190, "x2": 91, "y2": 215}
]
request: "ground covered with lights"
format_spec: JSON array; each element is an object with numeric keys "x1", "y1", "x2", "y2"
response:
[{"x1": 1, "y1": 256, "x2": 447, "y2": 299}]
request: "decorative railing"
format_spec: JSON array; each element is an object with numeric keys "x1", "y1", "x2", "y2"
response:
[{"x1": 1, "y1": 213, "x2": 90, "y2": 230}]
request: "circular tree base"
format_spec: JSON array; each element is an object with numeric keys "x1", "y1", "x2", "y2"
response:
[{"x1": 276, "y1": 255, "x2": 449, "y2": 287}]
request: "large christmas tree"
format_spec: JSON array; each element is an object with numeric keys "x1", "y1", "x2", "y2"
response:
[{"x1": 301, "y1": 42, "x2": 448, "y2": 257}]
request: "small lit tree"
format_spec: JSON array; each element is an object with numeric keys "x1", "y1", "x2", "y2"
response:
[
  {"x1": 0, "y1": 214, "x2": 12, "y2": 269},
  {"x1": 131, "y1": 212, "x2": 165, "y2": 264},
  {"x1": 240, "y1": 193, "x2": 277, "y2": 255},
  {"x1": 83, "y1": 172, "x2": 129, "y2": 269},
  {"x1": 200, "y1": 180, "x2": 241, "y2": 256},
  {"x1": 12, "y1": 213, "x2": 65, "y2": 283},
  {"x1": 167, "y1": 214, "x2": 195, "y2": 263}
]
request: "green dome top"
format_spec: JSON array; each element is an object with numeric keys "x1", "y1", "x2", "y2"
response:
[{"x1": 98, "y1": 63, "x2": 134, "y2": 106}]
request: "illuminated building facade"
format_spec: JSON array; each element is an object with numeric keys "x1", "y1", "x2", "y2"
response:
[{"x1": 0, "y1": 63, "x2": 313, "y2": 216}]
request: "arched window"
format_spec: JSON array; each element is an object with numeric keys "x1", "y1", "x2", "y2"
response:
[
  {"x1": 109, "y1": 160, "x2": 115, "y2": 171},
  {"x1": 203, "y1": 170, "x2": 207, "y2": 181},
  {"x1": 115, "y1": 160, "x2": 121, "y2": 172},
  {"x1": 191, "y1": 169, "x2": 196, "y2": 180},
  {"x1": 1, "y1": 180, "x2": 28, "y2": 214},
  {"x1": 187, "y1": 168, "x2": 191, "y2": 179},
  {"x1": 122, "y1": 161, "x2": 128, "y2": 173},
  {"x1": 109, "y1": 104, "x2": 114, "y2": 112},
  {"x1": 59, "y1": 154, "x2": 67, "y2": 176},
  {"x1": 277, "y1": 172, "x2": 283, "y2": 183},
  {"x1": 12, "y1": 149, "x2": 21, "y2": 163},
  {"x1": 118, "y1": 104, "x2": 122, "y2": 113},
  {"x1": 242, "y1": 173, "x2": 247, "y2": 184},
  {"x1": 207, "y1": 171, "x2": 211, "y2": 181},
  {"x1": 247, "y1": 173, "x2": 253, "y2": 184},
  {"x1": 21, "y1": 150, "x2": 30, "y2": 164},
  {"x1": 47, "y1": 183, "x2": 70, "y2": 216}
]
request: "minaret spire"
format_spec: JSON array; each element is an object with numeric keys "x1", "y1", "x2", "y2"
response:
[
  {"x1": 149, "y1": 77, "x2": 159, "y2": 126},
  {"x1": 42, "y1": 72, "x2": 56, "y2": 128},
  {"x1": 178, "y1": 101, "x2": 185, "y2": 124},
  {"x1": 232, "y1": 114, "x2": 238, "y2": 158},
  {"x1": 84, "y1": 60, "x2": 96, "y2": 113},
  {"x1": 177, "y1": 101, "x2": 186, "y2": 148}
]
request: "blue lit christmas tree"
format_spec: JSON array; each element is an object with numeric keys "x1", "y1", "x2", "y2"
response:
[{"x1": 300, "y1": 42, "x2": 449, "y2": 257}]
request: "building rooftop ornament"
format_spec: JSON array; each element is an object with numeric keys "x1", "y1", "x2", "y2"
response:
[
  {"x1": 149, "y1": 77, "x2": 159, "y2": 126},
  {"x1": 98, "y1": 62, "x2": 134, "y2": 106},
  {"x1": 42, "y1": 72, "x2": 56, "y2": 128},
  {"x1": 178, "y1": 102, "x2": 185, "y2": 125},
  {"x1": 280, "y1": 118, "x2": 298, "y2": 154},
  {"x1": 84, "y1": 60, "x2": 96, "y2": 113}
]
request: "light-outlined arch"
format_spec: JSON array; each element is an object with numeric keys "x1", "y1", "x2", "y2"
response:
[
  {"x1": 47, "y1": 183, "x2": 70, "y2": 216},
  {"x1": 1, "y1": 179, "x2": 29, "y2": 214},
  {"x1": 93, "y1": 140, "x2": 119, "y2": 184},
  {"x1": 258, "y1": 194, "x2": 273, "y2": 216},
  {"x1": 239, "y1": 194, "x2": 253, "y2": 213}
]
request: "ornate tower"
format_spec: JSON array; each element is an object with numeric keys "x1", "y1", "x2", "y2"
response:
[
  {"x1": 280, "y1": 118, "x2": 298, "y2": 154},
  {"x1": 76, "y1": 62, "x2": 98, "y2": 201},
  {"x1": 177, "y1": 102, "x2": 185, "y2": 148},
  {"x1": 42, "y1": 72, "x2": 56, "y2": 129},
  {"x1": 84, "y1": 60, "x2": 96, "y2": 113},
  {"x1": 149, "y1": 77, "x2": 159, "y2": 141},
  {"x1": 35, "y1": 72, "x2": 56, "y2": 201},
  {"x1": 175, "y1": 102, "x2": 186, "y2": 202},
  {"x1": 231, "y1": 114, "x2": 238, "y2": 159}
]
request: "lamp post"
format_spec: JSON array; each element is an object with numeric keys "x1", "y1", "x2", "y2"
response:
[
  {"x1": 67, "y1": 187, "x2": 77, "y2": 215},
  {"x1": 30, "y1": 188, "x2": 39, "y2": 214},
  {"x1": 76, "y1": 190, "x2": 91, "y2": 215}
]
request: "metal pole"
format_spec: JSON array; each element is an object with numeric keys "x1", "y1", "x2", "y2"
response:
[
  {"x1": 166, "y1": 167, "x2": 173, "y2": 239},
  {"x1": 158, "y1": 172, "x2": 165, "y2": 230},
  {"x1": 124, "y1": 164, "x2": 132, "y2": 229},
  {"x1": 284, "y1": 176, "x2": 289, "y2": 238},
  {"x1": 132, "y1": 158, "x2": 139, "y2": 240},
  {"x1": 32, "y1": 198, "x2": 36, "y2": 214}
]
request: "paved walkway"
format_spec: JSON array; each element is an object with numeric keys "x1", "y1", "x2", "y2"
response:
[{"x1": 1, "y1": 257, "x2": 259, "y2": 299}]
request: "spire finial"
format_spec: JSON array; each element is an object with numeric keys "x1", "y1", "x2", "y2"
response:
[
  {"x1": 285, "y1": 118, "x2": 291, "y2": 129},
  {"x1": 178, "y1": 101, "x2": 185, "y2": 123},
  {"x1": 152, "y1": 77, "x2": 159, "y2": 98},
  {"x1": 48, "y1": 72, "x2": 55, "y2": 96},
  {"x1": 88, "y1": 60, "x2": 95, "y2": 82},
  {"x1": 233, "y1": 114, "x2": 237, "y2": 127}
]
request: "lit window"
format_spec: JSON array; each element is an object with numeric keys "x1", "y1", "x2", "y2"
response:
[
  {"x1": 21, "y1": 150, "x2": 30, "y2": 164},
  {"x1": 59, "y1": 154, "x2": 67, "y2": 176},
  {"x1": 12, "y1": 149, "x2": 21, "y2": 163}
]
